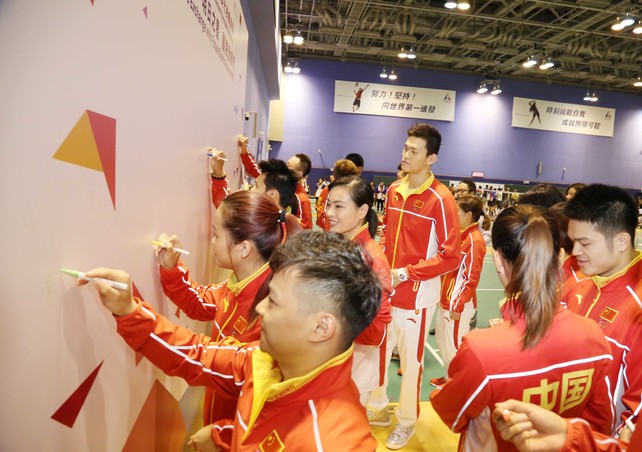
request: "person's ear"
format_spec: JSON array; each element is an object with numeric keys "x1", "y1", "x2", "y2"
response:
[
  {"x1": 493, "y1": 250, "x2": 510, "y2": 286},
  {"x1": 238, "y1": 240, "x2": 252, "y2": 259},
  {"x1": 613, "y1": 232, "x2": 631, "y2": 252},
  {"x1": 426, "y1": 153, "x2": 438, "y2": 166},
  {"x1": 266, "y1": 188, "x2": 279, "y2": 201},
  {"x1": 310, "y1": 313, "x2": 337, "y2": 343},
  {"x1": 358, "y1": 204, "x2": 368, "y2": 221}
]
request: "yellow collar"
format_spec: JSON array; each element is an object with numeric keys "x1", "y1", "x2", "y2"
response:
[
  {"x1": 592, "y1": 250, "x2": 642, "y2": 288},
  {"x1": 227, "y1": 261, "x2": 270, "y2": 295},
  {"x1": 396, "y1": 173, "x2": 435, "y2": 199}
]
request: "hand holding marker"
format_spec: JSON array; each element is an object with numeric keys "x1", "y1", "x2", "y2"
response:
[
  {"x1": 150, "y1": 240, "x2": 190, "y2": 256},
  {"x1": 60, "y1": 268, "x2": 129, "y2": 291},
  {"x1": 207, "y1": 147, "x2": 227, "y2": 161}
]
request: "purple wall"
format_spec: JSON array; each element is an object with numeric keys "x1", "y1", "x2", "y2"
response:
[{"x1": 273, "y1": 59, "x2": 642, "y2": 190}]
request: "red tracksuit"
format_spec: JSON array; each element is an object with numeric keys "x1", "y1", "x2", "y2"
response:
[
  {"x1": 240, "y1": 152, "x2": 312, "y2": 229},
  {"x1": 116, "y1": 300, "x2": 378, "y2": 451},
  {"x1": 562, "y1": 251, "x2": 642, "y2": 434},
  {"x1": 159, "y1": 262, "x2": 270, "y2": 447},
  {"x1": 431, "y1": 307, "x2": 613, "y2": 451}
]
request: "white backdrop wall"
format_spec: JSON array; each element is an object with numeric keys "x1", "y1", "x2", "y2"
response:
[{"x1": 0, "y1": 0, "x2": 260, "y2": 449}]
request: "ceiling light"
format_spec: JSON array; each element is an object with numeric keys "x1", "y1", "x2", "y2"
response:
[
  {"x1": 398, "y1": 47, "x2": 408, "y2": 58},
  {"x1": 457, "y1": 1, "x2": 471, "y2": 10},
  {"x1": 292, "y1": 63, "x2": 301, "y2": 74},
  {"x1": 380, "y1": 68, "x2": 388, "y2": 78},
  {"x1": 293, "y1": 30, "x2": 304, "y2": 45},
  {"x1": 589, "y1": 91, "x2": 598, "y2": 102},
  {"x1": 611, "y1": 20, "x2": 626, "y2": 31},
  {"x1": 634, "y1": 77, "x2": 642, "y2": 87},
  {"x1": 490, "y1": 83, "x2": 502, "y2": 95},
  {"x1": 476, "y1": 82, "x2": 488, "y2": 93},
  {"x1": 523, "y1": 54, "x2": 538, "y2": 68},
  {"x1": 388, "y1": 69, "x2": 398, "y2": 80},
  {"x1": 283, "y1": 31, "x2": 294, "y2": 44},
  {"x1": 620, "y1": 12, "x2": 636, "y2": 27},
  {"x1": 284, "y1": 61, "x2": 293, "y2": 73},
  {"x1": 445, "y1": 1, "x2": 457, "y2": 9},
  {"x1": 407, "y1": 48, "x2": 417, "y2": 59},
  {"x1": 539, "y1": 57, "x2": 554, "y2": 70},
  {"x1": 633, "y1": 22, "x2": 642, "y2": 34},
  {"x1": 583, "y1": 90, "x2": 592, "y2": 101}
]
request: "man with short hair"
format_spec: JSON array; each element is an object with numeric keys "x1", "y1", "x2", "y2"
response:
[
  {"x1": 455, "y1": 179, "x2": 476, "y2": 199},
  {"x1": 345, "y1": 152, "x2": 364, "y2": 176},
  {"x1": 563, "y1": 184, "x2": 642, "y2": 440},
  {"x1": 210, "y1": 150, "x2": 298, "y2": 214},
  {"x1": 238, "y1": 135, "x2": 314, "y2": 228},
  {"x1": 367, "y1": 123, "x2": 461, "y2": 449},
  {"x1": 80, "y1": 231, "x2": 381, "y2": 450}
]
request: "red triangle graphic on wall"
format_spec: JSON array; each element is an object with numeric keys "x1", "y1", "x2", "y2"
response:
[
  {"x1": 86, "y1": 110, "x2": 117, "y2": 209},
  {"x1": 51, "y1": 361, "x2": 104, "y2": 428}
]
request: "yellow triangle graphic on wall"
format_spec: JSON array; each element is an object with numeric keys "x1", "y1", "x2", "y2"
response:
[{"x1": 53, "y1": 111, "x2": 103, "y2": 172}]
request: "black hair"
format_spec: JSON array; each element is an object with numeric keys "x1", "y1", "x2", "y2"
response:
[
  {"x1": 258, "y1": 158, "x2": 299, "y2": 214},
  {"x1": 519, "y1": 184, "x2": 566, "y2": 209},
  {"x1": 344, "y1": 153, "x2": 364, "y2": 168},
  {"x1": 294, "y1": 153, "x2": 312, "y2": 177},
  {"x1": 269, "y1": 231, "x2": 381, "y2": 351},
  {"x1": 407, "y1": 123, "x2": 442, "y2": 156},
  {"x1": 459, "y1": 179, "x2": 477, "y2": 193},
  {"x1": 564, "y1": 184, "x2": 637, "y2": 242},
  {"x1": 328, "y1": 176, "x2": 379, "y2": 238}
]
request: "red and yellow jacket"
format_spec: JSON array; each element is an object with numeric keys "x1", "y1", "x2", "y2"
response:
[
  {"x1": 241, "y1": 152, "x2": 312, "y2": 229},
  {"x1": 315, "y1": 186, "x2": 330, "y2": 230},
  {"x1": 431, "y1": 307, "x2": 613, "y2": 451},
  {"x1": 352, "y1": 224, "x2": 392, "y2": 346},
  {"x1": 116, "y1": 300, "x2": 378, "y2": 451},
  {"x1": 562, "y1": 251, "x2": 642, "y2": 434},
  {"x1": 440, "y1": 223, "x2": 486, "y2": 312},
  {"x1": 383, "y1": 174, "x2": 461, "y2": 310},
  {"x1": 160, "y1": 262, "x2": 269, "y2": 434},
  {"x1": 561, "y1": 417, "x2": 640, "y2": 451}
]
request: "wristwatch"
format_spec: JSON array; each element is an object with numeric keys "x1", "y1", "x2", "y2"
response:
[{"x1": 397, "y1": 268, "x2": 409, "y2": 282}]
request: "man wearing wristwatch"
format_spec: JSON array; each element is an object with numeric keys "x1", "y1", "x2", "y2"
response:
[{"x1": 366, "y1": 123, "x2": 461, "y2": 450}]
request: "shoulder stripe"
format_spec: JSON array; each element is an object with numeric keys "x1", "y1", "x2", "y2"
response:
[
  {"x1": 627, "y1": 286, "x2": 642, "y2": 309},
  {"x1": 308, "y1": 400, "x2": 324, "y2": 451}
]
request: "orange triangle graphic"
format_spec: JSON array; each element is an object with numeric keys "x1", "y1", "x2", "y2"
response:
[
  {"x1": 121, "y1": 380, "x2": 186, "y2": 451},
  {"x1": 51, "y1": 361, "x2": 104, "y2": 428},
  {"x1": 53, "y1": 110, "x2": 117, "y2": 209}
]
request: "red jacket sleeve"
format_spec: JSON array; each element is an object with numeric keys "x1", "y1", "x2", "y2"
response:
[
  {"x1": 451, "y1": 231, "x2": 486, "y2": 313},
  {"x1": 240, "y1": 152, "x2": 261, "y2": 179},
  {"x1": 116, "y1": 299, "x2": 251, "y2": 399},
  {"x1": 295, "y1": 192, "x2": 313, "y2": 229},
  {"x1": 159, "y1": 262, "x2": 225, "y2": 321},
  {"x1": 211, "y1": 176, "x2": 228, "y2": 208},
  {"x1": 561, "y1": 418, "x2": 627, "y2": 452},
  {"x1": 315, "y1": 188, "x2": 329, "y2": 229}
]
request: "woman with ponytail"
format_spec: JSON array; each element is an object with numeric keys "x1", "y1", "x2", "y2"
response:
[
  {"x1": 154, "y1": 190, "x2": 301, "y2": 451},
  {"x1": 326, "y1": 176, "x2": 393, "y2": 406},
  {"x1": 431, "y1": 204, "x2": 613, "y2": 451}
]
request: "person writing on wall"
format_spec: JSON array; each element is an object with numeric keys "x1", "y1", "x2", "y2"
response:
[
  {"x1": 236, "y1": 135, "x2": 314, "y2": 229},
  {"x1": 75, "y1": 231, "x2": 381, "y2": 451},
  {"x1": 154, "y1": 190, "x2": 301, "y2": 451}
]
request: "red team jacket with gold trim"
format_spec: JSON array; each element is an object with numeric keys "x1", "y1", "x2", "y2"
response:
[
  {"x1": 383, "y1": 174, "x2": 461, "y2": 310},
  {"x1": 431, "y1": 308, "x2": 613, "y2": 451},
  {"x1": 562, "y1": 251, "x2": 642, "y2": 434},
  {"x1": 240, "y1": 152, "x2": 313, "y2": 229},
  {"x1": 439, "y1": 223, "x2": 486, "y2": 312},
  {"x1": 315, "y1": 186, "x2": 330, "y2": 230},
  {"x1": 352, "y1": 224, "x2": 393, "y2": 346},
  {"x1": 116, "y1": 300, "x2": 378, "y2": 451},
  {"x1": 159, "y1": 262, "x2": 269, "y2": 436}
]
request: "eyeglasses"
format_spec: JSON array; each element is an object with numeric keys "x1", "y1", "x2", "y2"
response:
[{"x1": 456, "y1": 188, "x2": 471, "y2": 193}]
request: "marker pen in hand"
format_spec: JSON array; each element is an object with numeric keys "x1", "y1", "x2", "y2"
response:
[{"x1": 60, "y1": 268, "x2": 129, "y2": 291}]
